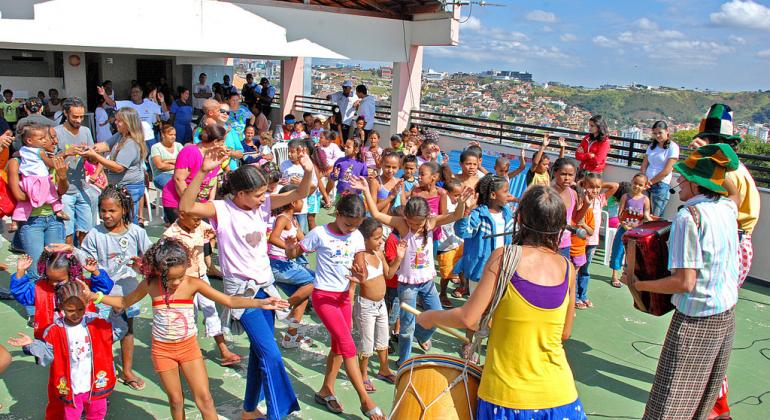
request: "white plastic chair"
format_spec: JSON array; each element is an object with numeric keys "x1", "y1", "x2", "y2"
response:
[
  {"x1": 601, "y1": 210, "x2": 618, "y2": 266},
  {"x1": 272, "y1": 141, "x2": 289, "y2": 165}
]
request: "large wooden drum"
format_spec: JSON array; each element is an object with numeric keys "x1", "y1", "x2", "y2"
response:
[{"x1": 391, "y1": 355, "x2": 483, "y2": 420}]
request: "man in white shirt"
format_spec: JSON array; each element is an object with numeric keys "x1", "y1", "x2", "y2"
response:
[
  {"x1": 99, "y1": 84, "x2": 163, "y2": 145},
  {"x1": 192, "y1": 73, "x2": 212, "y2": 116},
  {"x1": 354, "y1": 84, "x2": 376, "y2": 140},
  {"x1": 326, "y1": 80, "x2": 356, "y2": 141}
]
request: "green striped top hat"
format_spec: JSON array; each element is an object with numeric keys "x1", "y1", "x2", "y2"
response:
[
  {"x1": 674, "y1": 143, "x2": 739, "y2": 195},
  {"x1": 695, "y1": 103, "x2": 743, "y2": 144}
]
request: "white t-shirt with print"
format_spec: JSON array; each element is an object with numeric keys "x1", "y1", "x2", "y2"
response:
[
  {"x1": 66, "y1": 320, "x2": 93, "y2": 394},
  {"x1": 300, "y1": 226, "x2": 365, "y2": 292}
]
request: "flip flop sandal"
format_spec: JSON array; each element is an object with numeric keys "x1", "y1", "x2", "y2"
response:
[
  {"x1": 314, "y1": 393, "x2": 343, "y2": 414},
  {"x1": 220, "y1": 354, "x2": 242, "y2": 366},
  {"x1": 119, "y1": 377, "x2": 146, "y2": 391},
  {"x1": 361, "y1": 405, "x2": 385, "y2": 419},
  {"x1": 363, "y1": 379, "x2": 377, "y2": 393},
  {"x1": 375, "y1": 373, "x2": 396, "y2": 384}
]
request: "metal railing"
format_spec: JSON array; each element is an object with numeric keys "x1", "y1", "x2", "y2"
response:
[
  {"x1": 293, "y1": 95, "x2": 391, "y2": 124},
  {"x1": 409, "y1": 109, "x2": 770, "y2": 188}
]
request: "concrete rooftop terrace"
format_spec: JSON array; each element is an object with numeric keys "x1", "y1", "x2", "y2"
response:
[{"x1": 0, "y1": 209, "x2": 768, "y2": 419}]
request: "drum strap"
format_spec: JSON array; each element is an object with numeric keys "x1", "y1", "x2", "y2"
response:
[{"x1": 469, "y1": 245, "x2": 522, "y2": 357}]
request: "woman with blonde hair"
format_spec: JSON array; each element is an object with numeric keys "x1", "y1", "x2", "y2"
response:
[{"x1": 82, "y1": 107, "x2": 148, "y2": 222}]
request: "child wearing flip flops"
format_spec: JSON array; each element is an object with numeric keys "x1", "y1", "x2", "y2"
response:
[{"x1": 355, "y1": 218, "x2": 403, "y2": 393}]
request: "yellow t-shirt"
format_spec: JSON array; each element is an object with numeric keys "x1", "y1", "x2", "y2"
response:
[
  {"x1": 477, "y1": 269, "x2": 578, "y2": 409},
  {"x1": 726, "y1": 163, "x2": 760, "y2": 234}
]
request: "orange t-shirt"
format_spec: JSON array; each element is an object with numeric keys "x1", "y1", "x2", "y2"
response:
[{"x1": 570, "y1": 206, "x2": 595, "y2": 257}]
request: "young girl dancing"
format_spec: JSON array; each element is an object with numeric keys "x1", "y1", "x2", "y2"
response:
[
  {"x1": 355, "y1": 218, "x2": 403, "y2": 392},
  {"x1": 351, "y1": 176, "x2": 474, "y2": 366},
  {"x1": 609, "y1": 173, "x2": 652, "y2": 287},
  {"x1": 268, "y1": 184, "x2": 315, "y2": 349},
  {"x1": 11, "y1": 250, "x2": 112, "y2": 340},
  {"x1": 9, "y1": 282, "x2": 116, "y2": 420},
  {"x1": 551, "y1": 158, "x2": 589, "y2": 258},
  {"x1": 79, "y1": 186, "x2": 151, "y2": 391},
  {"x1": 162, "y1": 210, "x2": 241, "y2": 366},
  {"x1": 417, "y1": 185, "x2": 585, "y2": 420},
  {"x1": 179, "y1": 147, "x2": 314, "y2": 420},
  {"x1": 84, "y1": 238, "x2": 288, "y2": 420},
  {"x1": 281, "y1": 195, "x2": 384, "y2": 419}
]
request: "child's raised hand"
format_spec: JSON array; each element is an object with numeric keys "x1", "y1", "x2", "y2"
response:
[
  {"x1": 201, "y1": 146, "x2": 228, "y2": 172},
  {"x1": 84, "y1": 258, "x2": 100, "y2": 276},
  {"x1": 258, "y1": 296, "x2": 290, "y2": 311},
  {"x1": 7, "y1": 332, "x2": 32, "y2": 348},
  {"x1": 348, "y1": 175, "x2": 368, "y2": 191},
  {"x1": 396, "y1": 239, "x2": 408, "y2": 260},
  {"x1": 16, "y1": 255, "x2": 32, "y2": 273}
]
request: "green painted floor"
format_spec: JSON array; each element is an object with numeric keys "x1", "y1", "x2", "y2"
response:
[{"x1": 0, "y1": 209, "x2": 768, "y2": 419}]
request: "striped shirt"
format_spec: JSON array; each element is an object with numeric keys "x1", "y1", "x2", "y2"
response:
[{"x1": 669, "y1": 195, "x2": 739, "y2": 317}]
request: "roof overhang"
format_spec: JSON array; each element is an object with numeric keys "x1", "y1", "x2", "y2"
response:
[{"x1": 0, "y1": 0, "x2": 458, "y2": 62}]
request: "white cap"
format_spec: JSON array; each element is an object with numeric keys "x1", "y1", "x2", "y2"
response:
[{"x1": 342, "y1": 80, "x2": 353, "y2": 88}]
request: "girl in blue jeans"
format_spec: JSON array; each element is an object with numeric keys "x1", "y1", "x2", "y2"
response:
[
  {"x1": 180, "y1": 147, "x2": 316, "y2": 420},
  {"x1": 353, "y1": 175, "x2": 473, "y2": 365},
  {"x1": 268, "y1": 184, "x2": 315, "y2": 349}
]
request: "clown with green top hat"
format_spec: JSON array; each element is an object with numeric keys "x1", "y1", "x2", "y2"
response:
[{"x1": 631, "y1": 141, "x2": 742, "y2": 419}]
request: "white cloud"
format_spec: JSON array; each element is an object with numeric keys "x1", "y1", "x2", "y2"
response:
[
  {"x1": 593, "y1": 35, "x2": 619, "y2": 48},
  {"x1": 758, "y1": 49, "x2": 770, "y2": 58},
  {"x1": 729, "y1": 35, "x2": 747, "y2": 44},
  {"x1": 526, "y1": 10, "x2": 556, "y2": 23},
  {"x1": 461, "y1": 16, "x2": 482, "y2": 31},
  {"x1": 560, "y1": 33, "x2": 577, "y2": 42},
  {"x1": 710, "y1": 0, "x2": 770, "y2": 30}
]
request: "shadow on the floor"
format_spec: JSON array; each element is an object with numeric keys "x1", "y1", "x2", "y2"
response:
[{"x1": 566, "y1": 339, "x2": 653, "y2": 405}]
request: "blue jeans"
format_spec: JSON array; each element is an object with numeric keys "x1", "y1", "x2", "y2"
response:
[
  {"x1": 576, "y1": 245, "x2": 597, "y2": 302},
  {"x1": 609, "y1": 226, "x2": 627, "y2": 271},
  {"x1": 18, "y1": 215, "x2": 64, "y2": 316},
  {"x1": 122, "y1": 182, "x2": 145, "y2": 224},
  {"x1": 648, "y1": 182, "x2": 670, "y2": 218},
  {"x1": 152, "y1": 172, "x2": 173, "y2": 190},
  {"x1": 397, "y1": 280, "x2": 442, "y2": 365},
  {"x1": 240, "y1": 290, "x2": 300, "y2": 419},
  {"x1": 61, "y1": 189, "x2": 95, "y2": 238}
]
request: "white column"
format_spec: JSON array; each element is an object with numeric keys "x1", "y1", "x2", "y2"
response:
[
  {"x1": 390, "y1": 45, "x2": 423, "y2": 135},
  {"x1": 63, "y1": 52, "x2": 87, "y2": 105},
  {"x1": 280, "y1": 57, "x2": 304, "y2": 119}
]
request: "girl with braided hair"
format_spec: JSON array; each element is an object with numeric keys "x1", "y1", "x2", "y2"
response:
[
  {"x1": 85, "y1": 238, "x2": 289, "y2": 420},
  {"x1": 8, "y1": 281, "x2": 116, "y2": 420},
  {"x1": 78, "y1": 185, "x2": 151, "y2": 391},
  {"x1": 10, "y1": 249, "x2": 112, "y2": 340}
]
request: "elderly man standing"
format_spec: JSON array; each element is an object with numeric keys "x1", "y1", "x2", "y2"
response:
[{"x1": 326, "y1": 80, "x2": 356, "y2": 141}]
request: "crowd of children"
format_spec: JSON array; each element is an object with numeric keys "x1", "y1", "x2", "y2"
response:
[{"x1": 0, "y1": 101, "x2": 761, "y2": 420}]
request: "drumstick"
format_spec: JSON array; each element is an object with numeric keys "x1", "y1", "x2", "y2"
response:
[{"x1": 400, "y1": 303, "x2": 470, "y2": 344}]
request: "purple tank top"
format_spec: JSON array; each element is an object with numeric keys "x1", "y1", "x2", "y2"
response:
[{"x1": 510, "y1": 258, "x2": 569, "y2": 310}]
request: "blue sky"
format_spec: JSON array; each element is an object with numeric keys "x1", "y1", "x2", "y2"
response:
[
  {"x1": 421, "y1": 0, "x2": 770, "y2": 91},
  {"x1": 323, "y1": 0, "x2": 770, "y2": 92}
]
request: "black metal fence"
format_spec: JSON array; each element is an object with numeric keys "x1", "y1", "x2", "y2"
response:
[{"x1": 409, "y1": 109, "x2": 770, "y2": 188}]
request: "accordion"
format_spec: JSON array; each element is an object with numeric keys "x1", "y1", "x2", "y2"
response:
[{"x1": 622, "y1": 220, "x2": 675, "y2": 316}]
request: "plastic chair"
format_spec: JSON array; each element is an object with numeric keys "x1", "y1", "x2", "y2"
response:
[
  {"x1": 601, "y1": 210, "x2": 617, "y2": 266},
  {"x1": 272, "y1": 141, "x2": 289, "y2": 165}
]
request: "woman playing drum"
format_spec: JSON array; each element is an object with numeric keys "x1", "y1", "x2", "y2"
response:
[{"x1": 416, "y1": 185, "x2": 587, "y2": 420}]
